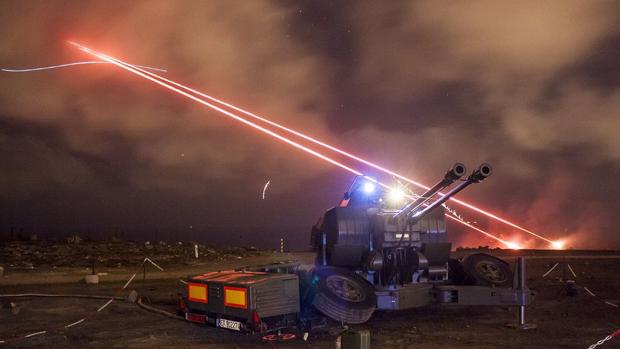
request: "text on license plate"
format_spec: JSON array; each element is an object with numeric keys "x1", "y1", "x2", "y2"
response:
[{"x1": 216, "y1": 318, "x2": 241, "y2": 331}]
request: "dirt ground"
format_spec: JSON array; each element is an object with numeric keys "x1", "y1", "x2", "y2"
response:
[{"x1": 1, "y1": 242, "x2": 619, "y2": 349}]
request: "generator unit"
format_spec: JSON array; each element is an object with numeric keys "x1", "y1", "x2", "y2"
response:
[{"x1": 180, "y1": 271, "x2": 300, "y2": 332}]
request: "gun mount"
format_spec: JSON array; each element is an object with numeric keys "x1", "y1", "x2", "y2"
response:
[
  {"x1": 309, "y1": 162, "x2": 532, "y2": 324},
  {"x1": 312, "y1": 163, "x2": 493, "y2": 270}
]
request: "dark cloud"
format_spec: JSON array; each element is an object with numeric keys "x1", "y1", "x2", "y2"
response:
[{"x1": 0, "y1": 0, "x2": 618, "y2": 249}]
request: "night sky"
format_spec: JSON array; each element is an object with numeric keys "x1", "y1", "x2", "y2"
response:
[{"x1": 1, "y1": 1, "x2": 619, "y2": 250}]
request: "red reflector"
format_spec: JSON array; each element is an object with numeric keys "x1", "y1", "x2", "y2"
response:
[
  {"x1": 188, "y1": 283, "x2": 208, "y2": 303},
  {"x1": 186, "y1": 312, "x2": 207, "y2": 324},
  {"x1": 224, "y1": 286, "x2": 247, "y2": 309}
]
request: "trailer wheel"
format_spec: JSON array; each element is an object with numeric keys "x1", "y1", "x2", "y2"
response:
[
  {"x1": 311, "y1": 267, "x2": 376, "y2": 324},
  {"x1": 461, "y1": 253, "x2": 513, "y2": 287}
]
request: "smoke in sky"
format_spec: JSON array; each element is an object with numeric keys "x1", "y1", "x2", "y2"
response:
[{"x1": 0, "y1": 1, "x2": 618, "y2": 249}]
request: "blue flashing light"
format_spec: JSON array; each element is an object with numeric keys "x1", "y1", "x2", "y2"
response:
[{"x1": 362, "y1": 182, "x2": 376, "y2": 194}]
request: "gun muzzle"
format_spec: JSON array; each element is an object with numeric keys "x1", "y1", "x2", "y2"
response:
[
  {"x1": 393, "y1": 163, "x2": 466, "y2": 220},
  {"x1": 408, "y1": 163, "x2": 493, "y2": 225},
  {"x1": 468, "y1": 163, "x2": 492, "y2": 183}
]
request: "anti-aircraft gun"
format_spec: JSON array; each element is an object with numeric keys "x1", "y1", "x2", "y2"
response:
[
  {"x1": 310, "y1": 163, "x2": 534, "y2": 324},
  {"x1": 178, "y1": 164, "x2": 534, "y2": 333}
]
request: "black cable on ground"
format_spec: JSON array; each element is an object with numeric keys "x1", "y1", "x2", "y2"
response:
[
  {"x1": 136, "y1": 297, "x2": 184, "y2": 321},
  {"x1": 0, "y1": 293, "x2": 125, "y2": 301}
]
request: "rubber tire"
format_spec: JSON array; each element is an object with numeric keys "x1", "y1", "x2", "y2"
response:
[
  {"x1": 311, "y1": 267, "x2": 376, "y2": 324},
  {"x1": 461, "y1": 253, "x2": 513, "y2": 288}
]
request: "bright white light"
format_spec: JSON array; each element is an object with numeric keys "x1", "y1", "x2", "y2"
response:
[
  {"x1": 388, "y1": 188, "x2": 406, "y2": 204},
  {"x1": 506, "y1": 242, "x2": 522, "y2": 250},
  {"x1": 551, "y1": 240, "x2": 565, "y2": 250},
  {"x1": 362, "y1": 182, "x2": 376, "y2": 194}
]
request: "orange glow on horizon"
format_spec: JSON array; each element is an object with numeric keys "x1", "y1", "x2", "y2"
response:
[
  {"x1": 505, "y1": 241, "x2": 523, "y2": 250},
  {"x1": 551, "y1": 240, "x2": 566, "y2": 250}
]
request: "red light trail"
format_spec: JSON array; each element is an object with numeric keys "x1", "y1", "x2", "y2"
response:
[
  {"x1": 87, "y1": 57, "x2": 554, "y2": 245},
  {"x1": 68, "y1": 43, "x2": 365, "y2": 177},
  {"x1": 68, "y1": 41, "x2": 558, "y2": 248}
]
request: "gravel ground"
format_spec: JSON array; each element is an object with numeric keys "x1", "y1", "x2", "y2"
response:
[{"x1": 1, "y1": 241, "x2": 619, "y2": 349}]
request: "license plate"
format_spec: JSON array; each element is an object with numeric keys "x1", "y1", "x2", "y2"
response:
[{"x1": 216, "y1": 318, "x2": 242, "y2": 331}]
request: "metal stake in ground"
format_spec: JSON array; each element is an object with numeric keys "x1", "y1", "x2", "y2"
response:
[{"x1": 507, "y1": 257, "x2": 536, "y2": 329}]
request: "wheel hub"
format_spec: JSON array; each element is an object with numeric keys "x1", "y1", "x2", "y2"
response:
[
  {"x1": 325, "y1": 275, "x2": 366, "y2": 302},
  {"x1": 475, "y1": 261, "x2": 507, "y2": 283}
]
